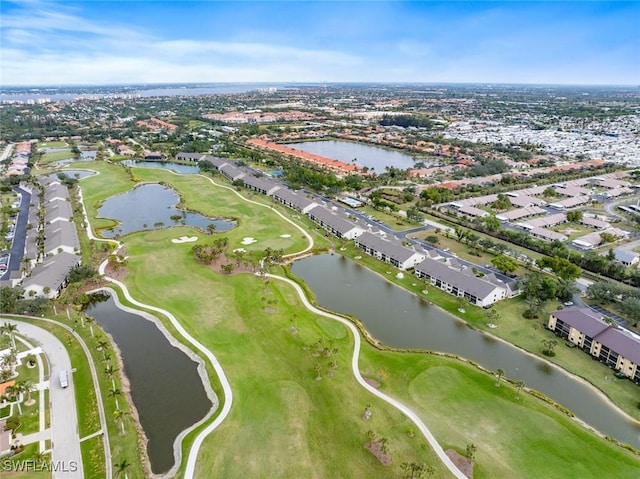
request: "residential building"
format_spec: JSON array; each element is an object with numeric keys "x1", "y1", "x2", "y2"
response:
[
  {"x1": 307, "y1": 206, "x2": 364, "y2": 240},
  {"x1": 176, "y1": 152, "x2": 206, "y2": 162},
  {"x1": 415, "y1": 257, "x2": 509, "y2": 307},
  {"x1": 21, "y1": 252, "x2": 81, "y2": 298},
  {"x1": 614, "y1": 249, "x2": 640, "y2": 267},
  {"x1": 354, "y1": 232, "x2": 425, "y2": 270},
  {"x1": 219, "y1": 163, "x2": 246, "y2": 182},
  {"x1": 547, "y1": 307, "x2": 640, "y2": 383},
  {"x1": 242, "y1": 175, "x2": 281, "y2": 196},
  {"x1": 44, "y1": 221, "x2": 80, "y2": 256},
  {"x1": 272, "y1": 189, "x2": 318, "y2": 213},
  {"x1": 44, "y1": 199, "x2": 73, "y2": 224}
]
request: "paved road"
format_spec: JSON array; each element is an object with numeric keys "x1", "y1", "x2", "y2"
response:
[
  {"x1": 3, "y1": 320, "x2": 83, "y2": 479},
  {"x1": 1, "y1": 186, "x2": 31, "y2": 280}
]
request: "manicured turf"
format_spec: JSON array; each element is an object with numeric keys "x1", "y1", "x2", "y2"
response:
[
  {"x1": 359, "y1": 347, "x2": 640, "y2": 479},
  {"x1": 81, "y1": 165, "x2": 640, "y2": 477}
]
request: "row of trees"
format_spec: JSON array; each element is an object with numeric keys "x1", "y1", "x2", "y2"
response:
[
  {"x1": 436, "y1": 208, "x2": 640, "y2": 286},
  {"x1": 586, "y1": 281, "x2": 640, "y2": 326}
]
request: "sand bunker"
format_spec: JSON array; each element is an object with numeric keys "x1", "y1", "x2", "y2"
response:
[
  {"x1": 280, "y1": 234, "x2": 292, "y2": 238},
  {"x1": 241, "y1": 237, "x2": 257, "y2": 245},
  {"x1": 172, "y1": 236, "x2": 198, "y2": 244}
]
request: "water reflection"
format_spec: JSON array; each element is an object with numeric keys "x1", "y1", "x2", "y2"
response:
[
  {"x1": 86, "y1": 291, "x2": 213, "y2": 474},
  {"x1": 97, "y1": 183, "x2": 235, "y2": 238},
  {"x1": 291, "y1": 254, "x2": 640, "y2": 447}
]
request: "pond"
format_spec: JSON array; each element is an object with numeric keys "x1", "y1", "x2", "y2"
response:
[
  {"x1": 55, "y1": 150, "x2": 97, "y2": 167},
  {"x1": 97, "y1": 183, "x2": 236, "y2": 238},
  {"x1": 291, "y1": 254, "x2": 640, "y2": 448},
  {"x1": 50, "y1": 169, "x2": 96, "y2": 180},
  {"x1": 85, "y1": 291, "x2": 213, "y2": 474},
  {"x1": 122, "y1": 160, "x2": 200, "y2": 174},
  {"x1": 289, "y1": 140, "x2": 422, "y2": 171}
]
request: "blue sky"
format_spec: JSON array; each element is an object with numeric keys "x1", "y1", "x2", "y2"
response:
[{"x1": 1, "y1": 0, "x2": 638, "y2": 86}]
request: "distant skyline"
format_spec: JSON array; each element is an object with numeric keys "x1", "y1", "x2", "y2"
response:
[{"x1": 1, "y1": 1, "x2": 638, "y2": 87}]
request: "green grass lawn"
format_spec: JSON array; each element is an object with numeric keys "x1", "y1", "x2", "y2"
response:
[
  {"x1": 118, "y1": 229, "x2": 451, "y2": 479},
  {"x1": 77, "y1": 164, "x2": 640, "y2": 477},
  {"x1": 37, "y1": 141, "x2": 68, "y2": 148},
  {"x1": 40, "y1": 150, "x2": 75, "y2": 164},
  {"x1": 359, "y1": 347, "x2": 640, "y2": 479},
  {"x1": 339, "y1": 242, "x2": 640, "y2": 423}
]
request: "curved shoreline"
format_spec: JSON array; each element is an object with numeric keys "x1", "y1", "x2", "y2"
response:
[
  {"x1": 87, "y1": 286, "x2": 220, "y2": 478},
  {"x1": 288, "y1": 254, "x2": 640, "y2": 445},
  {"x1": 264, "y1": 272, "x2": 469, "y2": 479}
]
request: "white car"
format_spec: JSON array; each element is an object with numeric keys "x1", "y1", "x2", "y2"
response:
[{"x1": 563, "y1": 301, "x2": 574, "y2": 306}]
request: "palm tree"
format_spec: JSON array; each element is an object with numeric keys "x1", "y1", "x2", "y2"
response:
[
  {"x1": 16, "y1": 380, "x2": 35, "y2": 405},
  {"x1": 85, "y1": 315, "x2": 95, "y2": 338},
  {"x1": 104, "y1": 364, "x2": 117, "y2": 379},
  {"x1": 34, "y1": 450, "x2": 48, "y2": 464},
  {"x1": 495, "y1": 368, "x2": 505, "y2": 387},
  {"x1": 466, "y1": 443, "x2": 477, "y2": 460},
  {"x1": 1, "y1": 348, "x2": 18, "y2": 375},
  {"x1": 113, "y1": 458, "x2": 131, "y2": 479},
  {"x1": 2, "y1": 323, "x2": 18, "y2": 348},
  {"x1": 515, "y1": 380, "x2": 526, "y2": 399},
  {"x1": 96, "y1": 339, "x2": 109, "y2": 352},
  {"x1": 113, "y1": 408, "x2": 129, "y2": 435},
  {"x1": 108, "y1": 386, "x2": 122, "y2": 408}
]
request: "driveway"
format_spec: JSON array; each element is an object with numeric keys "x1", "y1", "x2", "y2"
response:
[{"x1": 3, "y1": 320, "x2": 83, "y2": 478}]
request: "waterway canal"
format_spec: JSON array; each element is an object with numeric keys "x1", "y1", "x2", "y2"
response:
[{"x1": 291, "y1": 254, "x2": 640, "y2": 448}]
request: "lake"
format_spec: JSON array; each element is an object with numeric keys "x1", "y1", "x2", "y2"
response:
[
  {"x1": 290, "y1": 140, "x2": 420, "y2": 171},
  {"x1": 86, "y1": 292, "x2": 213, "y2": 474},
  {"x1": 97, "y1": 183, "x2": 236, "y2": 238}
]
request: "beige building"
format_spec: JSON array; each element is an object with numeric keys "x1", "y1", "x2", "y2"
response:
[{"x1": 548, "y1": 308, "x2": 640, "y2": 383}]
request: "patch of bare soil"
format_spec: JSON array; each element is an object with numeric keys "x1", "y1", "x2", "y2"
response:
[
  {"x1": 199, "y1": 251, "x2": 257, "y2": 275},
  {"x1": 264, "y1": 308, "x2": 277, "y2": 314},
  {"x1": 365, "y1": 439, "x2": 392, "y2": 466},
  {"x1": 445, "y1": 449, "x2": 474, "y2": 478},
  {"x1": 364, "y1": 377, "x2": 380, "y2": 388}
]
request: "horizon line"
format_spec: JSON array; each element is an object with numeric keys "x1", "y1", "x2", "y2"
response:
[{"x1": 1, "y1": 81, "x2": 639, "y2": 90}]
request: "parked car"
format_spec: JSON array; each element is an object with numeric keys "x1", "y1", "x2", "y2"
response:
[{"x1": 563, "y1": 301, "x2": 574, "y2": 306}]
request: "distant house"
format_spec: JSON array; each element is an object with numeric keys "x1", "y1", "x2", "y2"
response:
[
  {"x1": 614, "y1": 249, "x2": 640, "y2": 267},
  {"x1": 144, "y1": 152, "x2": 166, "y2": 161},
  {"x1": 354, "y1": 232, "x2": 425, "y2": 270},
  {"x1": 176, "y1": 152, "x2": 206, "y2": 163},
  {"x1": 530, "y1": 227, "x2": 568, "y2": 243},
  {"x1": 548, "y1": 195, "x2": 591, "y2": 210},
  {"x1": 548, "y1": 307, "x2": 640, "y2": 383},
  {"x1": 307, "y1": 206, "x2": 364, "y2": 240},
  {"x1": 415, "y1": 257, "x2": 510, "y2": 307}
]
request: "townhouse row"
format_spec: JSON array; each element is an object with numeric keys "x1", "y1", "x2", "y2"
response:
[
  {"x1": 182, "y1": 153, "x2": 519, "y2": 307},
  {"x1": 1, "y1": 176, "x2": 82, "y2": 298}
]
